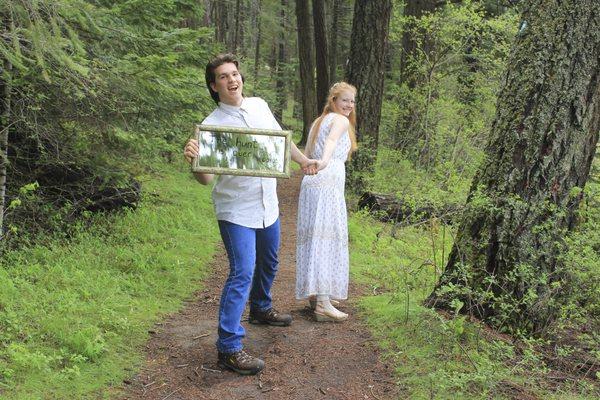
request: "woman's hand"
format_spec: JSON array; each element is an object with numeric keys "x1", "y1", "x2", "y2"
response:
[
  {"x1": 316, "y1": 159, "x2": 328, "y2": 171},
  {"x1": 302, "y1": 159, "x2": 319, "y2": 175}
]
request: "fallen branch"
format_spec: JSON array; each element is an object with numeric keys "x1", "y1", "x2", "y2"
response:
[
  {"x1": 161, "y1": 388, "x2": 181, "y2": 400},
  {"x1": 193, "y1": 333, "x2": 210, "y2": 340},
  {"x1": 358, "y1": 192, "x2": 462, "y2": 225},
  {"x1": 201, "y1": 365, "x2": 221, "y2": 373}
]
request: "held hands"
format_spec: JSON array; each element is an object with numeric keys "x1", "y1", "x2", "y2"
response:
[
  {"x1": 316, "y1": 159, "x2": 328, "y2": 171},
  {"x1": 301, "y1": 159, "x2": 319, "y2": 175},
  {"x1": 301, "y1": 159, "x2": 328, "y2": 175},
  {"x1": 184, "y1": 139, "x2": 199, "y2": 164}
]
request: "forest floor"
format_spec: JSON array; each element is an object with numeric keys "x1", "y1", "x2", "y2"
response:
[{"x1": 120, "y1": 171, "x2": 400, "y2": 400}]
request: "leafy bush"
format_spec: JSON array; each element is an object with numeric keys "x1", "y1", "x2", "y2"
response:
[{"x1": 1, "y1": 0, "x2": 219, "y2": 247}]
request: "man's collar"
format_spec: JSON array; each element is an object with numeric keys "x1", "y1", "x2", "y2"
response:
[{"x1": 218, "y1": 98, "x2": 248, "y2": 115}]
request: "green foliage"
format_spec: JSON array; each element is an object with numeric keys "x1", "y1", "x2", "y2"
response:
[
  {"x1": 553, "y1": 178, "x2": 600, "y2": 355},
  {"x1": 367, "y1": 147, "x2": 473, "y2": 208},
  {"x1": 375, "y1": 1, "x2": 518, "y2": 196},
  {"x1": 0, "y1": 165, "x2": 220, "y2": 398},
  {"x1": 2, "y1": 0, "x2": 219, "y2": 246},
  {"x1": 349, "y1": 211, "x2": 599, "y2": 398},
  {"x1": 431, "y1": 182, "x2": 588, "y2": 335}
]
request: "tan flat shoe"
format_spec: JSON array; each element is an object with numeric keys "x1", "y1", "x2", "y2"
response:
[{"x1": 314, "y1": 309, "x2": 348, "y2": 322}]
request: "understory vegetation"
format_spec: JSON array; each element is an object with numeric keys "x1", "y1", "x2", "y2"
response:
[
  {"x1": 0, "y1": 166, "x2": 220, "y2": 399},
  {"x1": 349, "y1": 195, "x2": 600, "y2": 398}
]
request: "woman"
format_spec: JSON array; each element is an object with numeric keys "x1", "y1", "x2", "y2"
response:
[{"x1": 295, "y1": 82, "x2": 358, "y2": 322}]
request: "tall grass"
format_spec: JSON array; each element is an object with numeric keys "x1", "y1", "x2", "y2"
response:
[
  {"x1": 349, "y1": 210, "x2": 599, "y2": 399},
  {"x1": 0, "y1": 164, "x2": 220, "y2": 399}
]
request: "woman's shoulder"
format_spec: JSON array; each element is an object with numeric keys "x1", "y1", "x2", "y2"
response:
[
  {"x1": 323, "y1": 112, "x2": 348, "y2": 122},
  {"x1": 329, "y1": 113, "x2": 350, "y2": 128}
]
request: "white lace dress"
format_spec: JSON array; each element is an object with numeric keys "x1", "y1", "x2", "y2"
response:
[{"x1": 296, "y1": 113, "x2": 351, "y2": 300}]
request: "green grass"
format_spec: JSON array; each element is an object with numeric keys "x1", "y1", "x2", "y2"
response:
[
  {"x1": 349, "y1": 210, "x2": 599, "y2": 399},
  {"x1": 0, "y1": 164, "x2": 220, "y2": 399}
]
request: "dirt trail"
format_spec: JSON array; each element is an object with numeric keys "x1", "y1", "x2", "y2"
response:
[{"x1": 122, "y1": 171, "x2": 400, "y2": 400}]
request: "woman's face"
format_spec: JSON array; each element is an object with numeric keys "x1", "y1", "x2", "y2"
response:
[{"x1": 333, "y1": 90, "x2": 355, "y2": 117}]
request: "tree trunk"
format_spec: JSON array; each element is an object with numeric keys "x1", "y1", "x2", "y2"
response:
[
  {"x1": 295, "y1": 0, "x2": 317, "y2": 146},
  {"x1": 427, "y1": 0, "x2": 600, "y2": 335},
  {"x1": 253, "y1": 0, "x2": 262, "y2": 92},
  {"x1": 203, "y1": 0, "x2": 213, "y2": 26},
  {"x1": 0, "y1": 5, "x2": 12, "y2": 240},
  {"x1": 312, "y1": 0, "x2": 329, "y2": 112},
  {"x1": 274, "y1": 0, "x2": 288, "y2": 121},
  {"x1": 344, "y1": 0, "x2": 392, "y2": 189},
  {"x1": 234, "y1": 0, "x2": 242, "y2": 53},
  {"x1": 359, "y1": 192, "x2": 461, "y2": 224},
  {"x1": 214, "y1": 0, "x2": 229, "y2": 46},
  {"x1": 328, "y1": 0, "x2": 341, "y2": 83},
  {"x1": 0, "y1": 58, "x2": 10, "y2": 239},
  {"x1": 399, "y1": 0, "x2": 437, "y2": 88}
]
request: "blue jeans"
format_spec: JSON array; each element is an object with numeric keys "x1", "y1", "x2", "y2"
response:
[{"x1": 216, "y1": 218, "x2": 280, "y2": 354}]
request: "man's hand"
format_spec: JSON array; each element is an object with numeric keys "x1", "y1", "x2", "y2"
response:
[
  {"x1": 301, "y1": 159, "x2": 319, "y2": 175},
  {"x1": 184, "y1": 139, "x2": 199, "y2": 164}
]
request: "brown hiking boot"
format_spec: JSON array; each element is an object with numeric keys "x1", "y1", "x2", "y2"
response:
[
  {"x1": 217, "y1": 350, "x2": 265, "y2": 375},
  {"x1": 249, "y1": 308, "x2": 292, "y2": 326}
]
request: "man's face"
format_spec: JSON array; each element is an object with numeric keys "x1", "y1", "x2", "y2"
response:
[{"x1": 210, "y1": 62, "x2": 243, "y2": 106}]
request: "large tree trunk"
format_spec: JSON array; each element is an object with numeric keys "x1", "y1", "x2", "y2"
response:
[
  {"x1": 312, "y1": 0, "x2": 329, "y2": 112},
  {"x1": 328, "y1": 0, "x2": 341, "y2": 83},
  {"x1": 427, "y1": 0, "x2": 600, "y2": 335},
  {"x1": 295, "y1": 0, "x2": 317, "y2": 146},
  {"x1": 344, "y1": 0, "x2": 392, "y2": 189},
  {"x1": 0, "y1": 59, "x2": 10, "y2": 239},
  {"x1": 252, "y1": 0, "x2": 262, "y2": 93},
  {"x1": 202, "y1": 0, "x2": 213, "y2": 26},
  {"x1": 233, "y1": 0, "x2": 244, "y2": 54},
  {"x1": 399, "y1": 0, "x2": 437, "y2": 88},
  {"x1": 0, "y1": 6, "x2": 12, "y2": 239},
  {"x1": 274, "y1": 0, "x2": 288, "y2": 121},
  {"x1": 213, "y1": 0, "x2": 231, "y2": 49}
]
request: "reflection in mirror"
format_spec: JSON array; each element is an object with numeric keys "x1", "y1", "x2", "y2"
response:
[{"x1": 193, "y1": 125, "x2": 291, "y2": 177}]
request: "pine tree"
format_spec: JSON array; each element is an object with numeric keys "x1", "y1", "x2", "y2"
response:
[{"x1": 427, "y1": 0, "x2": 600, "y2": 334}]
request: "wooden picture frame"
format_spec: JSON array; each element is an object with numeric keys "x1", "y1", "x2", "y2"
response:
[{"x1": 191, "y1": 124, "x2": 292, "y2": 178}]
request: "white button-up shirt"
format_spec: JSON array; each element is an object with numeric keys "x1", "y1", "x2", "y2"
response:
[{"x1": 201, "y1": 97, "x2": 281, "y2": 228}]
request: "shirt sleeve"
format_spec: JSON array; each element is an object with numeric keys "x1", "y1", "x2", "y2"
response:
[
  {"x1": 201, "y1": 108, "x2": 219, "y2": 125},
  {"x1": 259, "y1": 98, "x2": 282, "y2": 131}
]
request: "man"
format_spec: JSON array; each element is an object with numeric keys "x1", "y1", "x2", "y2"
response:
[{"x1": 183, "y1": 54, "x2": 316, "y2": 375}]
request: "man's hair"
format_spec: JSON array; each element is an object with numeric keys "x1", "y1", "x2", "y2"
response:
[{"x1": 205, "y1": 53, "x2": 243, "y2": 104}]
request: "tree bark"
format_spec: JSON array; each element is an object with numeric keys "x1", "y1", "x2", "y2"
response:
[
  {"x1": 253, "y1": 0, "x2": 262, "y2": 92},
  {"x1": 0, "y1": 6, "x2": 12, "y2": 239},
  {"x1": 203, "y1": 0, "x2": 213, "y2": 26},
  {"x1": 214, "y1": 0, "x2": 229, "y2": 46},
  {"x1": 344, "y1": 0, "x2": 392, "y2": 188},
  {"x1": 0, "y1": 59, "x2": 10, "y2": 239},
  {"x1": 399, "y1": 0, "x2": 437, "y2": 88},
  {"x1": 427, "y1": 0, "x2": 600, "y2": 334},
  {"x1": 312, "y1": 0, "x2": 329, "y2": 112},
  {"x1": 328, "y1": 0, "x2": 341, "y2": 83},
  {"x1": 295, "y1": 0, "x2": 317, "y2": 146},
  {"x1": 274, "y1": 0, "x2": 288, "y2": 121},
  {"x1": 234, "y1": 0, "x2": 242, "y2": 53}
]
